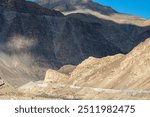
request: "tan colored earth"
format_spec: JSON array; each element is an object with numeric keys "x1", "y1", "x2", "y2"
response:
[
  {"x1": 1, "y1": 0, "x2": 150, "y2": 100},
  {"x1": 1, "y1": 38, "x2": 150, "y2": 99},
  {"x1": 70, "y1": 39, "x2": 150, "y2": 90}
]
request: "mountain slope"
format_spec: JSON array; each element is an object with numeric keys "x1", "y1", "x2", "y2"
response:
[
  {"x1": 0, "y1": 0, "x2": 150, "y2": 86},
  {"x1": 36, "y1": 0, "x2": 117, "y2": 15},
  {"x1": 36, "y1": 0, "x2": 148, "y2": 26},
  {"x1": 71, "y1": 38, "x2": 150, "y2": 90},
  {"x1": 18, "y1": 39, "x2": 150, "y2": 99},
  {"x1": 0, "y1": 0, "x2": 63, "y2": 16}
]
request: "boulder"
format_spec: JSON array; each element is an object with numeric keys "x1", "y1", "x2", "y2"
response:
[{"x1": 44, "y1": 69, "x2": 69, "y2": 83}]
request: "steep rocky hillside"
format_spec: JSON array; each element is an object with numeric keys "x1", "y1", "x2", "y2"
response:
[
  {"x1": 71, "y1": 38, "x2": 150, "y2": 90},
  {"x1": 0, "y1": 0, "x2": 63, "y2": 16},
  {"x1": 36, "y1": 0, "x2": 148, "y2": 26},
  {"x1": 0, "y1": 53, "x2": 40, "y2": 87},
  {"x1": 0, "y1": 0, "x2": 150, "y2": 87},
  {"x1": 0, "y1": 76, "x2": 15, "y2": 95},
  {"x1": 18, "y1": 38, "x2": 150, "y2": 99}
]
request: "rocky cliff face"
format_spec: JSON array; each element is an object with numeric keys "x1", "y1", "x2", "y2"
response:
[{"x1": 0, "y1": 0, "x2": 150, "y2": 86}]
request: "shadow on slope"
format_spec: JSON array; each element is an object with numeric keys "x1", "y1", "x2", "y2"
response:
[{"x1": 0, "y1": 12, "x2": 150, "y2": 70}]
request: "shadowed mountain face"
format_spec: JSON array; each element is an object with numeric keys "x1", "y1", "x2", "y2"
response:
[
  {"x1": 0, "y1": 0, "x2": 63, "y2": 16},
  {"x1": 0, "y1": 0, "x2": 150, "y2": 86}
]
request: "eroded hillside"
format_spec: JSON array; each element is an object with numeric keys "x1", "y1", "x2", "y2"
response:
[
  {"x1": 0, "y1": 0, "x2": 150, "y2": 99},
  {"x1": 17, "y1": 38, "x2": 150, "y2": 100}
]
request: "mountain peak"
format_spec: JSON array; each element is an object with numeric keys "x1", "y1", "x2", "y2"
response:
[
  {"x1": 36, "y1": 0, "x2": 117, "y2": 15},
  {"x1": 37, "y1": 0, "x2": 91, "y2": 4}
]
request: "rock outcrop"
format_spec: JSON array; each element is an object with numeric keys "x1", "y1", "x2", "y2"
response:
[
  {"x1": 71, "y1": 38, "x2": 150, "y2": 90},
  {"x1": 0, "y1": 77, "x2": 14, "y2": 94},
  {"x1": 58, "y1": 65, "x2": 76, "y2": 75},
  {"x1": 44, "y1": 69, "x2": 69, "y2": 83}
]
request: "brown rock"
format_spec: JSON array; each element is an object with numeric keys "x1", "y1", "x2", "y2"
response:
[
  {"x1": 44, "y1": 69, "x2": 69, "y2": 83},
  {"x1": 71, "y1": 38, "x2": 150, "y2": 90}
]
